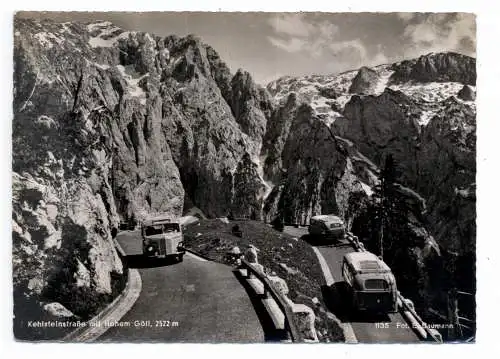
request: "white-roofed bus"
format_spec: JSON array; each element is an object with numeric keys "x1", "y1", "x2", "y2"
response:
[
  {"x1": 141, "y1": 215, "x2": 185, "y2": 263},
  {"x1": 342, "y1": 251, "x2": 398, "y2": 314}
]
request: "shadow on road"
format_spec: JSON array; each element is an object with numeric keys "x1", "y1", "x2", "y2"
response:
[
  {"x1": 122, "y1": 254, "x2": 182, "y2": 269},
  {"x1": 321, "y1": 282, "x2": 391, "y2": 324},
  {"x1": 233, "y1": 269, "x2": 289, "y2": 342}
]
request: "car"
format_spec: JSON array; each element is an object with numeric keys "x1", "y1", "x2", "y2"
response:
[{"x1": 308, "y1": 214, "x2": 345, "y2": 240}]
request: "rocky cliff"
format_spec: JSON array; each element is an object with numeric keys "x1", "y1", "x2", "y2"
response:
[
  {"x1": 13, "y1": 18, "x2": 272, "y2": 338},
  {"x1": 264, "y1": 52, "x2": 476, "y2": 321}
]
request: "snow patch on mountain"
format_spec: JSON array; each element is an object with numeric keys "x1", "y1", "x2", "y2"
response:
[
  {"x1": 87, "y1": 22, "x2": 131, "y2": 48},
  {"x1": 34, "y1": 31, "x2": 64, "y2": 48},
  {"x1": 389, "y1": 81, "x2": 465, "y2": 102},
  {"x1": 89, "y1": 32, "x2": 130, "y2": 48},
  {"x1": 86, "y1": 21, "x2": 114, "y2": 31},
  {"x1": 310, "y1": 96, "x2": 331, "y2": 112},
  {"x1": 418, "y1": 110, "x2": 438, "y2": 126},
  {"x1": 324, "y1": 70, "x2": 359, "y2": 93},
  {"x1": 59, "y1": 22, "x2": 75, "y2": 36},
  {"x1": 116, "y1": 65, "x2": 148, "y2": 104},
  {"x1": 359, "y1": 181, "x2": 374, "y2": 197},
  {"x1": 373, "y1": 67, "x2": 395, "y2": 95}
]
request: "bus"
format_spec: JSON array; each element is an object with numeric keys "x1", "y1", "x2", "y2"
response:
[
  {"x1": 342, "y1": 251, "x2": 398, "y2": 313},
  {"x1": 141, "y1": 215, "x2": 185, "y2": 262}
]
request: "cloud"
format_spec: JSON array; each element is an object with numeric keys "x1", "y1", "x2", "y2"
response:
[
  {"x1": 371, "y1": 45, "x2": 390, "y2": 65},
  {"x1": 267, "y1": 13, "x2": 339, "y2": 57},
  {"x1": 328, "y1": 40, "x2": 367, "y2": 63},
  {"x1": 401, "y1": 13, "x2": 476, "y2": 57},
  {"x1": 266, "y1": 13, "x2": 392, "y2": 72},
  {"x1": 268, "y1": 13, "x2": 317, "y2": 38},
  {"x1": 324, "y1": 40, "x2": 388, "y2": 70},
  {"x1": 397, "y1": 13, "x2": 417, "y2": 22},
  {"x1": 267, "y1": 36, "x2": 307, "y2": 53}
]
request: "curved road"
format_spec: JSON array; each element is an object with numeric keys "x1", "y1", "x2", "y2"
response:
[
  {"x1": 284, "y1": 226, "x2": 420, "y2": 343},
  {"x1": 98, "y1": 231, "x2": 265, "y2": 342}
]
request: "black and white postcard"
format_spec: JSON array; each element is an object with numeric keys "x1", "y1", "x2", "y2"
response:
[{"x1": 11, "y1": 10, "x2": 477, "y2": 345}]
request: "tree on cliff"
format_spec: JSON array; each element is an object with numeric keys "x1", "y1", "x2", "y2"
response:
[{"x1": 371, "y1": 154, "x2": 408, "y2": 258}]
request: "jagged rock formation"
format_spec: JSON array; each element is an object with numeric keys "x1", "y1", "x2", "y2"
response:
[
  {"x1": 13, "y1": 18, "x2": 273, "y2": 337},
  {"x1": 228, "y1": 70, "x2": 273, "y2": 143},
  {"x1": 264, "y1": 51, "x2": 476, "y2": 321},
  {"x1": 458, "y1": 84, "x2": 476, "y2": 101},
  {"x1": 262, "y1": 102, "x2": 371, "y2": 225},
  {"x1": 335, "y1": 88, "x2": 476, "y2": 258},
  {"x1": 349, "y1": 66, "x2": 380, "y2": 94},
  {"x1": 266, "y1": 53, "x2": 475, "y2": 243},
  {"x1": 338, "y1": 88, "x2": 422, "y2": 174},
  {"x1": 389, "y1": 52, "x2": 476, "y2": 85},
  {"x1": 262, "y1": 92, "x2": 300, "y2": 184}
]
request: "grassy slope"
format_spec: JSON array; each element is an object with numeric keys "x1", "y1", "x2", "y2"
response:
[{"x1": 183, "y1": 219, "x2": 344, "y2": 342}]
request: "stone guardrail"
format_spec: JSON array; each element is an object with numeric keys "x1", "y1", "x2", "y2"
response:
[
  {"x1": 344, "y1": 232, "x2": 443, "y2": 343},
  {"x1": 239, "y1": 258, "x2": 303, "y2": 342}
]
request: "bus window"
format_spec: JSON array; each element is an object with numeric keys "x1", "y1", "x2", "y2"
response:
[
  {"x1": 364, "y1": 279, "x2": 389, "y2": 290},
  {"x1": 342, "y1": 261, "x2": 352, "y2": 284}
]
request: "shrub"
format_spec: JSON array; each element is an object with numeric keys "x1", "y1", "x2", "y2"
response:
[{"x1": 231, "y1": 225, "x2": 243, "y2": 238}]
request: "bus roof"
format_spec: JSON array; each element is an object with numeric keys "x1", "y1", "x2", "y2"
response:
[
  {"x1": 344, "y1": 251, "x2": 392, "y2": 274},
  {"x1": 311, "y1": 214, "x2": 343, "y2": 223},
  {"x1": 143, "y1": 214, "x2": 180, "y2": 226}
]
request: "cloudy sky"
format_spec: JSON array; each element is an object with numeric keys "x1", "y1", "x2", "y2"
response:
[{"x1": 18, "y1": 12, "x2": 476, "y2": 84}]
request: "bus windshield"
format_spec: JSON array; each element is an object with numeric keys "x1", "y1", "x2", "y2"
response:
[
  {"x1": 145, "y1": 225, "x2": 163, "y2": 236},
  {"x1": 144, "y1": 223, "x2": 180, "y2": 236},
  {"x1": 163, "y1": 223, "x2": 180, "y2": 232}
]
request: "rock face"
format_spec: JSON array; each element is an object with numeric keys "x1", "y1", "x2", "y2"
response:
[
  {"x1": 349, "y1": 66, "x2": 380, "y2": 94},
  {"x1": 338, "y1": 88, "x2": 422, "y2": 174},
  {"x1": 264, "y1": 51, "x2": 476, "y2": 323},
  {"x1": 389, "y1": 52, "x2": 476, "y2": 85},
  {"x1": 458, "y1": 84, "x2": 476, "y2": 101},
  {"x1": 336, "y1": 89, "x2": 476, "y2": 258},
  {"x1": 13, "y1": 18, "x2": 273, "y2": 337},
  {"x1": 262, "y1": 102, "x2": 372, "y2": 225}
]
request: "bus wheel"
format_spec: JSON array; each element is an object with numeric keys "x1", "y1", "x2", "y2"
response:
[{"x1": 177, "y1": 254, "x2": 184, "y2": 263}]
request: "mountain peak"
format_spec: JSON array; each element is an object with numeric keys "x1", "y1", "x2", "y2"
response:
[
  {"x1": 389, "y1": 51, "x2": 476, "y2": 85},
  {"x1": 349, "y1": 66, "x2": 380, "y2": 95}
]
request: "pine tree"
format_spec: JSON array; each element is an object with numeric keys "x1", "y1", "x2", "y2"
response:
[{"x1": 371, "y1": 154, "x2": 408, "y2": 258}]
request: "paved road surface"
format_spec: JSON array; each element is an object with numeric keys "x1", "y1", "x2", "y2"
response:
[
  {"x1": 284, "y1": 226, "x2": 420, "y2": 343},
  {"x1": 98, "y1": 231, "x2": 265, "y2": 342}
]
